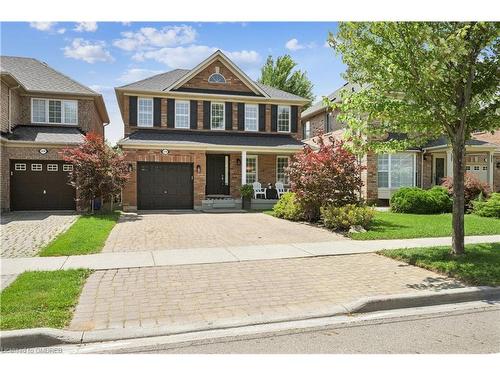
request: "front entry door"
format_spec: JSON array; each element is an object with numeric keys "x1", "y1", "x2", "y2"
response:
[
  {"x1": 206, "y1": 154, "x2": 229, "y2": 195},
  {"x1": 435, "y1": 157, "x2": 445, "y2": 185}
]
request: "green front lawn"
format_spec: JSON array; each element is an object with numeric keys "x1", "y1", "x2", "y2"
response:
[
  {"x1": 380, "y1": 242, "x2": 500, "y2": 286},
  {"x1": 39, "y1": 212, "x2": 120, "y2": 257},
  {"x1": 350, "y1": 212, "x2": 500, "y2": 240},
  {"x1": 0, "y1": 269, "x2": 91, "y2": 330}
]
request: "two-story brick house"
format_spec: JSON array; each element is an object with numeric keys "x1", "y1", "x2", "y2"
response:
[
  {"x1": 0, "y1": 56, "x2": 109, "y2": 211},
  {"x1": 115, "y1": 51, "x2": 309, "y2": 211},
  {"x1": 301, "y1": 82, "x2": 500, "y2": 204}
]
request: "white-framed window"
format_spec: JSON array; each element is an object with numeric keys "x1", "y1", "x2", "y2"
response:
[
  {"x1": 246, "y1": 156, "x2": 258, "y2": 184},
  {"x1": 377, "y1": 153, "x2": 416, "y2": 188},
  {"x1": 276, "y1": 156, "x2": 290, "y2": 185},
  {"x1": 211, "y1": 102, "x2": 225, "y2": 130},
  {"x1": 175, "y1": 100, "x2": 190, "y2": 129},
  {"x1": 47, "y1": 164, "x2": 58, "y2": 172},
  {"x1": 208, "y1": 73, "x2": 226, "y2": 83},
  {"x1": 466, "y1": 166, "x2": 471, "y2": 171},
  {"x1": 31, "y1": 164, "x2": 42, "y2": 171},
  {"x1": 137, "y1": 97, "x2": 153, "y2": 127},
  {"x1": 244, "y1": 104, "x2": 258, "y2": 131},
  {"x1": 31, "y1": 98, "x2": 78, "y2": 125},
  {"x1": 482, "y1": 166, "x2": 488, "y2": 171},
  {"x1": 15, "y1": 163, "x2": 26, "y2": 171},
  {"x1": 474, "y1": 166, "x2": 480, "y2": 171},
  {"x1": 304, "y1": 121, "x2": 311, "y2": 139},
  {"x1": 63, "y1": 164, "x2": 73, "y2": 172},
  {"x1": 277, "y1": 105, "x2": 291, "y2": 132}
]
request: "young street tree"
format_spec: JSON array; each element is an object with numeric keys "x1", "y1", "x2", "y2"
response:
[
  {"x1": 61, "y1": 133, "x2": 130, "y2": 213},
  {"x1": 328, "y1": 22, "x2": 499, "y2": 255},
  {"x1": 258, "y1": 55, "x2": 315, "y2": 106}
]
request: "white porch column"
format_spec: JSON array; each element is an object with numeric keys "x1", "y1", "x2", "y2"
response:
[
  {"x1": 446, "y1": 150, "x2": 453, "y2": 178},
  {"x1": 241, "y1": 150, "x2": 247, "y2": 185},
  {"x1": 488, "y1": 151, "x2": 494, "y2": 189}
]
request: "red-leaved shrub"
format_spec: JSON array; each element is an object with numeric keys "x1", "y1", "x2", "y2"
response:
[
  {"x1": 441, "y1": 173, "x2": 491, "y2": 211},
  {"x1": 287, "y1": 136, "x2": 364, "y2": 221}
]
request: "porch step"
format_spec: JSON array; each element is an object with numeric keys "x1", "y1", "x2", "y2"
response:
[{"x1": 202, "y1": 198, "x2": 237, "y2": 210}]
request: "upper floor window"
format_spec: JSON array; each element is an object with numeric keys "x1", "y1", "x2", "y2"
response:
[
  {"x1": 175, "y1": 100, "x2": 190, "y2": 129},
  {"x1": 304, "y1": 121, "x2": 311, "y2": 139},
  {"x1": 211, "y1": 102, "x2": 225, "y2": 130},
  {"x1": 208, "y1": 73, "x2": 226, "y2": 84},
  {"x1": 277, "y1": 105, "x2": 291, "y2": 132},
  {"x1": 31, "y1": 98, "x2": 78, "y2": 125},
  {"x1": 138, "y1": 97, "x2": 153, "y2": 127},
  {"x1": 244, "y1": 104, "x2": 258, "y2": 132}
]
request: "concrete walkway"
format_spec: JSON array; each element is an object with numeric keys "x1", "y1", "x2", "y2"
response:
[{"x1": 1, "y1": 235, "x2": 499, "y2": 276}]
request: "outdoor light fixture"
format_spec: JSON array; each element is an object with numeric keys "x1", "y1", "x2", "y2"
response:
[
  {"x1": 236, "y1": 158, "x2": 241, "y2": 166},
  {"x1": 196, "y1": 165, "x2": 202, "y2": 173},
  {"x1": 161, "y1": 149, "x2": 169, "y2": 155},
  {"x1": 39, "y1": 148, "x2": 48, "y2": 155},
  {"x1": 497, "y1": 162, "x2": 500, "y2": 169},
  {"x1": 128, "y1": 163, "x2": 134, "y2": 172}
]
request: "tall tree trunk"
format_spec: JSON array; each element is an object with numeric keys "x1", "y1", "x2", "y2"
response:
[{"x1": 451, "y1": 135, "x2": 466, "y2": 255}]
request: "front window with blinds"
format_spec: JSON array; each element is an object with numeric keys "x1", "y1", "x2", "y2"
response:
[
  {"x1": 175, "y1": 100, "x2": 190, "y2": 129},
  {"x1": 246, "y1": 156, "x2": 258, "y2": 184},
  {"x1": 244, "y1": 104, "x2": 258, "y2": 131},
  {"x1": 277, "y1": 105, "x2": 291, "y2": 132},
  {"x1": 377, "y1": 153, "x2": 415, "y2": 188},
  {"x1": 31, "y1": 98, "x2": 78, "y2": 125},
  {"x1": 276, "y1": 156, "x2": 290, "y2": 185},
  {"x1": 138, "y1": 97, "x2": 153, "y2": 127},
  {"x1": 211, "y1": 102, "x2": 225, "y2": 130}
]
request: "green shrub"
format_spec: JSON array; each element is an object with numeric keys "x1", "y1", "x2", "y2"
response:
[
  {"x1": 239, "y1": 184, "x2": 254, "y2": 199},
  {"x1": 472, "y1": 193, "x2": 500, "y2": 218},
  {"x1": 320, "y1": 204, "x2": 375, "y2": 231},
  {"x1": 390, "y1": 187, "x2": 452, "y2": 214},
  {"x1": 273, "y1": 192, "x2": 303, "y2": 221}
]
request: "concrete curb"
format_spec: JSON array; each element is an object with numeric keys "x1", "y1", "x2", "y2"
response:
[{"x1": 1, "y1": 286, "x2": 499, "y2": 350}]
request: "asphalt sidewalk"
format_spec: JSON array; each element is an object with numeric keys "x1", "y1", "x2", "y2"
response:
[{"x1": 1, "y1": 234, "x2": 499, "y2": 276}]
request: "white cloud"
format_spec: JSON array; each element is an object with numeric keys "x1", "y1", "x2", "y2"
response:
[
  {"x1": 63, "y1": 39, "x2": 114, "y2": 64},
  {"x1": 57, "y1": 28, "x2": 66, "y2": 34},
  {"x1": 285, "y1": 38, "x2": 305, "y2": 51},
  {"x1": 29, "y1": 22, "x2": 58, "y2": 32},
  {"x1": 74, "y1": 22, "x2": 98, "y2": 32},
  {"x1": 133, "y1": 45, "x2": 260, "y2": 70},
  {"x1": 114, "y1": 25, "x2": 197, "y2": 51},
  {"x1": 117, "y1": 68, "x2": 163, "y2": 83}
]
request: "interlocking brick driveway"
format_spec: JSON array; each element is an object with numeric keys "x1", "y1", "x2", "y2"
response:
[
  {"x1": 1, "y1": 212, "x2": 77, "y2": 258},
  {"x1": 70, "y1": 253, "x2": 464, "y2": 331},
  {"x1": 103, "y1": 212, "x2": 346, "y2": 253}
]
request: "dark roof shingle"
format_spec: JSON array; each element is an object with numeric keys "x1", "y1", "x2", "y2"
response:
[{"x1": 4, "y1": 125, "x2": 85, "y2": 144}]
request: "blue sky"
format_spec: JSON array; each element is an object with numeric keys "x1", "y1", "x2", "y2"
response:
[{"x1": 1, "y1": 22, "x2": 346, "y2": 143}]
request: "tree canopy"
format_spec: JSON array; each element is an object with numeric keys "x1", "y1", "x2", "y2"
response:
[{"x1": 258, "y1": 54, "x2": 315, "y2": 106}]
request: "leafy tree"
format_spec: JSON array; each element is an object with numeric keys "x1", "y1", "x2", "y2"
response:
[
  {"x1": 61, "y1": 134, "x2": 130, "y2": 212},
  {"x1": 288, "y1": 136, "x2": 364, "y2": 221},
  {"x1": 327, "y1": 22, "x2": 499, "y2": 255},
  {"x1": 258, "y1": 55, "x2": 315, "y2": 105}
]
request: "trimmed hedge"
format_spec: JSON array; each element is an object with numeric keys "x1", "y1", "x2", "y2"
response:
[
  {"x1": 320, "y1": 204, "x2": 375, "y2": 231},
  {"x1": 390, "y1": 186, "x2": 452, "y2": 214},
  {"x1": 272, "y1": 192, "x2": 304, "y2": 221},
  {"x1": 472, "y1": 193, "x2": 500, "y2": 218}
]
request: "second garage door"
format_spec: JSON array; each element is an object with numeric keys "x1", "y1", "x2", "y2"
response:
[{"x1": 137, "y1": 162, "x2": 193, "y2": 210}]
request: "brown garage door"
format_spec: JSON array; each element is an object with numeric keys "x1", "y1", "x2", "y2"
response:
[
  {"x1": 137, "y1": 162, "x2": 193, "y2": 210},
  {"x1": 10, "y1": 160, "x2": 76, "y2": 211}
]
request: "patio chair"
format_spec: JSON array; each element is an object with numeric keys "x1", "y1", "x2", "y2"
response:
[
  {"x1": 252, "y1": 182, "x2": 267, "y2": 199},
  {"x1": 275, "y1": 182, "x2": 288, "y2": 198}
]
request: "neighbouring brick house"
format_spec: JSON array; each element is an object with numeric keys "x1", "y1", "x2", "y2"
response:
[
  {"x1": 0, "y1": 56, "x2": 109, "y2": 211},
  {"x1": 115, "y1": 50, "x2": 309, "y2": 211},
  {"x1": 302, "y1": 83, "x2": 500, "y2": 204}
]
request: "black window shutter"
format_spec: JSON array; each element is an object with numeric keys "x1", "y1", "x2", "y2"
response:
[
  {"x1": 237, "y1": 103, "x2": 245, "y2": 131},
  {"x1": 129, "y1": 96, "x2": 137, "y2": 126},
  {"x1": 259, "y1": 104, "x2": 266, "y2": 132},
  {"x1": 167, "y1": 99, "x2": 175, "y2": 128},
  {"x1": 203, "y1": 101, "x2": 211, "y2": 129},
  {"x1": 153, "y1": 98, "x2": 161, "y2": 127},
  {"x1": 190, "y1": 100, "x2": 198, "y2": 129},
  {"x1": 225, "y1": 102, "x2": 233, "y2": 130},
  {"x1": 291, "y1": 105, "x2": 298, "y2": 133},
  {"x1": 271, "y1": 105, "x2": 278, "y2": 132}
]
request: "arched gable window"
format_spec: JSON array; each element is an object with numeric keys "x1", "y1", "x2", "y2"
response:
[{"x1": 208, "y1": 73, "x2": 226, "y2": 83}]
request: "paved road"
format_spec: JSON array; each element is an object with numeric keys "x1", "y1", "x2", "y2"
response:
[{"x1": 150, "y1": 307, "x2": 500, "y2": 354}]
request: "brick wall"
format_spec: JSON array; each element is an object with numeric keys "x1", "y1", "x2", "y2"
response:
[
  {"x1": 0, "y1": 81, "x2": 21, "y2": 133},
  {"x1": 364, "y1": 151, "x2": 378, "y2": 203},
  {"x1": 494, "y1": 155, "x2": 500, "y2": 192},
  {"x1": 422, "y1": 153, "x2": 433, "y2": 188},
  {"x1": 303, "y1": 111, "x2": 326, "y2": 139},
  {"x1": 121, "y1": 148, "x2": 206, "y2": 210}
]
